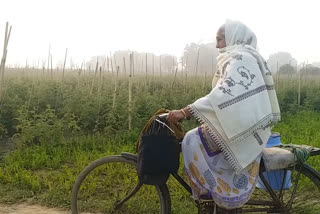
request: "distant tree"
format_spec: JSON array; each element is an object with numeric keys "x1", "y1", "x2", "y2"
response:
[
  {"x1": 85, "y1": 51, "x2": 177, "y2": 75},
  {"x1": 312, "y1": 62, "x2": 320, "y2": 68},
  {"x1": 267, "y1": 52, "x2": 297, "y2": 73},
  {"x1": 279, "y1": 64, "x2": 296, "y2": 74},
  {"x1": 183, "y1": 42, "x2": 219, "y2": 75},
  {"x1": 86, "y1": 56, "x2": 107, "y2": 72},
  {"x1": 304, "y1": 65, "x2": 320, "y2": 75}
]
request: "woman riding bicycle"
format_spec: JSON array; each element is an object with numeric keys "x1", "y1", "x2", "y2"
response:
[{"x1": 168, "y1": 20, "x2": 280, "y2": 210}]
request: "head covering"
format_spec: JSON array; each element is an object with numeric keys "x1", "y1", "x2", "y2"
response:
[{"x1": 224, "y1": 20, "x2": 257, "y2": 48}]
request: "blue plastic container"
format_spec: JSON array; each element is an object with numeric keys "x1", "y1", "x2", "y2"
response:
[
  {"x1": 256, "y1": 133, "x2": 292, "y2": 190},
  {"x1": 265, "y1": 132, "x2": 281, "y2": 147}
]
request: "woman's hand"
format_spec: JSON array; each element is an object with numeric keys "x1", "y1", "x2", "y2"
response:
[{"x1": 168, "y1": 110, "x2": 185, "y2": 124}]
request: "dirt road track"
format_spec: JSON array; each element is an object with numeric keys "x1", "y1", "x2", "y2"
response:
[{"x1": 0, "y1": 203, "x2": 70, "y2": 214}]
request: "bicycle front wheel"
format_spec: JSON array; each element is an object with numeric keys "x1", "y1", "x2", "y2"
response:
[{"x1": 71, "y1": 155, "x2": 171, "y2": 214}]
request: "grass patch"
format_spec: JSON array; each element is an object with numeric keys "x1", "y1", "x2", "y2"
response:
[{"x1": 0, "y1": 111, "x2": 320, "y2": 213}]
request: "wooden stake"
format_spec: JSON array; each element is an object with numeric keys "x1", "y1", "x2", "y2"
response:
[
  {"x1": 112, "y1": 66, "x2": 119, "y2": 108},
  {"x1": 185, "y1": 56, "x2": 188, "y2": 86},
  {"x1": 171, "y1": 68, "x2": 178, "y2": 88},
  {"x1": 145, "y1": 53, "x2": 148, "y2": 86},
  {"x1": 77, "y1": 62, "x2": 83, "y2": 88},
  {"x1": 298, "y1": 63, "x2": 302, "y2": 106},
  {"x1": 152, "y1": 54, "x2": 154, "y2": 78},
  {"x1": 0, "y1": 22, "x2": 12, "y2": 102},
  {"x1": 98, "y1": 66, "x2": 102, "y2": 93},
  {"x1": 110, "y1": 55, "x2": 114, "y2": 74},
  {"x1": 90, "y1": 58, "x2": 99, "y2": 95},
  {"x1": 62, "y1": 48, "x2": 68, "y2": 79},
  {"x1": 132, "y1": 52, "x2": 135, "y2": 77},
  {"x1": 159, "y1": 55, "x2": 162, "y2": 77},
  {"x1": 276, "y1": 62, "x2": 279, "y2": 90},
  {"x1": 195, "y1": 48, "x2": 200, "y2": 76},
  {"x1": 50, "y1": 54, "x2": 53, "y2": 79},
  {"x1": 123, "y1": 57, "x2": 126, "y2": 74},
  {"x1": 128, "y1": 53, "x2": 133, "y2": 130},
  {"x1": 107, "y1": 56, "x2": 110, "y2": 72},
  {"x1": 47, "y1": 45, "x2": 51, "y2": 72},
  {"x1": 203, "y1": 71, "x2": 207, "y2": 92}
]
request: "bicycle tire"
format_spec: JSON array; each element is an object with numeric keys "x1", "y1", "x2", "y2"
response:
[
  {"x1": 71, "y1": 155, "x2": 171, "y2": 214},
  {"x1": 244, "y1": 164, "x2": 320, "y2": 213}
]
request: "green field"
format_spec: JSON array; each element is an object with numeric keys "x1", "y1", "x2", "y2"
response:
[{"x1": 0, "y1": 69, "x2": 320, "y2": 213}]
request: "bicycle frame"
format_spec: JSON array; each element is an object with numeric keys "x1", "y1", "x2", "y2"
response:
[
  {"x1": 120, "y1": 146, "x2": 320, "y2": 213},
  {"x1": 169, "y1": 160, "x2": 288, "y2": 213}
]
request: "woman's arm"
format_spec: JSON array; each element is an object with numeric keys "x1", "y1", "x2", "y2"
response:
[
  {"x1": 168, "y1": 106, "x2": 192, "y2": 124},
  {"x1": 181, "y1": 106, "x2": 191, "y2": 119}
]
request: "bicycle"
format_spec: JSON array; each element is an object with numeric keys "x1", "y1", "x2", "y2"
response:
[{"x1": 71, "y1": 116, "x2": 320, "y2": 213}]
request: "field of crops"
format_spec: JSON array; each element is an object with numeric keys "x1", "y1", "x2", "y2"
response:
[{"x1": 0, "y1": 68, "x2": 320, "y2": 213}]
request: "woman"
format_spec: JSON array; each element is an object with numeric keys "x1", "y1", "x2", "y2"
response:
[{"x1": 168, "y1": 20, "x2": 280, "y2": 210}]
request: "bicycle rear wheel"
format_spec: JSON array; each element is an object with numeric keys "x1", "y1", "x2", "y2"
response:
[
  {"x1": 245, "y1": 164, "x2": 320, "y2": 213},
  {"x1": 71, "y1": 155, "x2": 171, "y2": 214}
]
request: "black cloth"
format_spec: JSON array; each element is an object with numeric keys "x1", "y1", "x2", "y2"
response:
[{"x1": 137, "y1": 117, "x2": 180, "y2": 185}]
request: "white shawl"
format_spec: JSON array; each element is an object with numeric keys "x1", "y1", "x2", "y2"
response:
[{"x1": 189, "y1": 20, "x2": 280, "y2": 172}]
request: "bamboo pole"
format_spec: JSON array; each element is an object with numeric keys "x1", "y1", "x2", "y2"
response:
[
  {"x1": 203, "y1": 71, "x2": 207, "y2": 92},
  {"x1": 172, "y1": 56, "x2": 174, "y2": 75},
  {"x1": 112, "y1": 66, "x2": 119, "y2": 108},
  {"x1": 159, "y1": 55, "x2": 162, "y2": 77},
  {"x1": 132, "y1": 53, "x2": 135, "y2": 77},
  {"x1": 171, "y1": 68, "x2": 178, "y2": 88},
  {"x1": 62, "y1": 48, "x2": 68, "y2": 79},
  {"x1": 0, "y1": 22, "x2": 12, "y2": 102},
  {"x1": 47, "y1": 45, "x2": 51, "y2": 73},
  {"x1": 101, "y1": 57, "x2": 106, "y2": 75},
  {"x1": 42, "y1": 61, "x2": 45, "y2": 76},
  {"x1": 110, "y1": 55, "x2": 114, "y2": 74},
  {"x1": 152, "y1": 54, "x2": 154, "y2": 78},
  {"x1": 303, "y1": 62, "x2": 307, "y2": 87},
  {"x1": 113, "y1": 52, "x2": 117, "y2": 70},
  {"x1": 128, "y1": 53, "x2": 133, "y2": 130},
  {"x1": 89, "y1": 58, "x2": 99, "y2": 95},
  {"x1": 141, "y1": 58, "x2": 143, "y2": 75},
  {"x1": 123, "y1": 57, "x2": 126, "y2": 74},
  {"x1": 286, "y1": 60, "x2": 291, "y2": 89},
  {"x1": 98, "y1": 66, "x2": 102, "y2": 93},
  {"x1": 82, "y1": 60, "x2": 86, "y2": 76},
  {"x1": 77, "y1": 62, "x2": 83, "y2": 88},
  {"x1": 185, "y1": 56, "x2": 188, "y2": 86},
  {"x1": 107, "y1": 56, "x2": 110, "y2": 72},
  {"x1": 70, "y1": 58, "x2": 73, "y2": 71},
  {"x1": 195, "y1": 48, "x2": 200, "y2": 76},
  {"x1": 145, "y1": 53, "x2": 148, "y2": 87},
  {"x1": 276, "y1": 62, "x2": 279, "y2": 90},
  {"x1": 146, "y1": 53, "x2": 148, "y2": 75},
  {"x1": 50, "y1": 54, "x2": 53, "y2": 79},
  {"x1": 181, "y1": 57, "x2": 184, "y2": 85},
  {"x1": 298, "y1": 63, "x2": 302, "y2": 106}
]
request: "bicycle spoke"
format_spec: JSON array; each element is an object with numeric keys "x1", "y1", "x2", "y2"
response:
[
  {"x1": 72, "y1": 156, "x2": 169, "y2": 214},
  {"x1": 244, "y1": 165, "x2": 320, "y2": 213}
]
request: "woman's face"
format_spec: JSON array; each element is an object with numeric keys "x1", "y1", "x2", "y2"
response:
[{"x1": 216, "y1": 27, "x2": 226, "y2": 49}]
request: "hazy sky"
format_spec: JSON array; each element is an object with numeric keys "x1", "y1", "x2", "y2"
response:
[{"x1": 1, "y1": 0, "x2": 319, "y2": 67}]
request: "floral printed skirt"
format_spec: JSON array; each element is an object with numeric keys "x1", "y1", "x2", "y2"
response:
[{"x1": 181, "y1": 126, "x2": 261, "y2": 209}]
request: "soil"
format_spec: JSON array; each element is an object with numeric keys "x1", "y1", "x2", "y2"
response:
[{"x1": 0, "y1": 203, "x2": 70, "y2": 214}]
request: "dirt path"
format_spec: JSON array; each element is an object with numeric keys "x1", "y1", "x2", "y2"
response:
[{"x1": 0, "y1": 203, "x2": 70, "y2": 214}]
